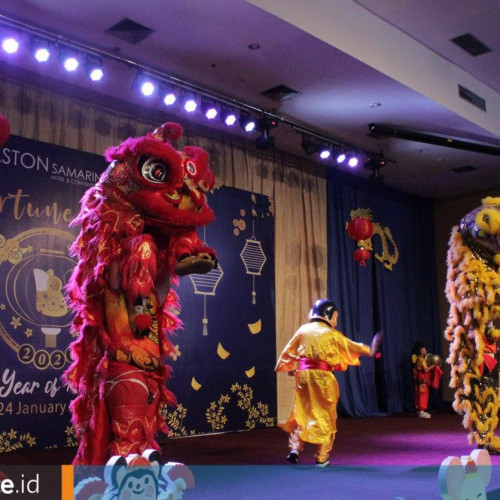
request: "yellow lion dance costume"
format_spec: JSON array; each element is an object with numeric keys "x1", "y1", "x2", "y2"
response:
[{"x1": 445, "y1": 196, "x2": 500, "y2": 453}]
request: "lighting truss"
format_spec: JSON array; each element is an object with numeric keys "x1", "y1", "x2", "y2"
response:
[{"x1": 0, "y1": 13, "x2": 373, "y2": 163}]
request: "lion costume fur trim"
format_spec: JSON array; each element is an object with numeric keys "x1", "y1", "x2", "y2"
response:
[{"x1": 445, "y1": 197, "x2": 500, "y2": 447}]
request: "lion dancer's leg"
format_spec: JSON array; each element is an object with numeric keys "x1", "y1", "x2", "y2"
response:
[
  {"x1": 448, "y1": 330, "x2": 500, "y2": 453},
  {"x1": 105, "y1": 362, "x2": 162, "y2": 457},
  {"x1": 476, "y1": 338, "x2": 500, "y2": 453},
  {"x1": 460, "y1": 372, "x2": 500, "y2": 454}
]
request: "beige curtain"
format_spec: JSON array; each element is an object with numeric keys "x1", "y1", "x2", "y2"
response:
[{"x1": 0, "y1": 74, "x2": 328, "y2": 422}]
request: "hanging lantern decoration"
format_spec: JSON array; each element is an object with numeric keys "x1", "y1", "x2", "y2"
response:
[
  {"x1": 346, "y1": 208, "x2": 374, "y2": 267},
  {"x1": 189, "y1": 228, "x2": 224, "y2": 336},
  {"x1": 240, "y1": 236, "x2": 267, "y2": 304},
  {"x1": 236, "y1": 193, "x2": 270, "y2": 305},
  {"x1": 353, "y1": 247, "x2": 371, "y2": 266},
  {"x1": 189, "y1": 264, "x2": 223, "y2": 336}
]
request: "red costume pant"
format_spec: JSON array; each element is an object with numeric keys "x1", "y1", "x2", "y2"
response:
[
  {"x1": 414, "y1": 383, "x2": 429, "y2": 412},
  {"x1": 105, "y1": 362, "x2": 161, "y2": 457}
]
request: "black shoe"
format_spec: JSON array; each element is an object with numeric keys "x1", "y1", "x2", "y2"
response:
[{"x1": 286, "y1": 451, "x2": 299, "y2": 463}]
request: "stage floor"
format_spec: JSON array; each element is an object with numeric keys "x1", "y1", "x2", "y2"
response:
[{"x1": 2, "y1": 410, "x2": 500, "y2": 499}]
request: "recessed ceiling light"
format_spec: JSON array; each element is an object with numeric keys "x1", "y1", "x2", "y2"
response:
[{"x1": 247, "y1": 43, "x2": 260, "y2": 50}]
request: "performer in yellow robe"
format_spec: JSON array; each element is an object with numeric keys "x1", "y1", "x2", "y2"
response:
[{"x1": 276, "y1": 299, "x2": 378, "y2": 466}]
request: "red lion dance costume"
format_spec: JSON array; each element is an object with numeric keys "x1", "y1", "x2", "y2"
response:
[{"x1": 63, "y1": 123, "x2": 217, "y2": 465}]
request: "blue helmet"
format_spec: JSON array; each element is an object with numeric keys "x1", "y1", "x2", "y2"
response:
[{"x1": 308, "y1": 299, "x2": 337, "y2": 326}]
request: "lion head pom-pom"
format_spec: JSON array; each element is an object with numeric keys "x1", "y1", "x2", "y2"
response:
[{"x1": 151, "y1": 122, "x2": 183, "y2": 142}]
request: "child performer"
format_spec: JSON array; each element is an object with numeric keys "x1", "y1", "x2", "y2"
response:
[
  {"x1": 411, "y1": 341, "x2": 443, "y2": 419},
  {"x1": 275, "y1": 299, "x2": 380, "y2": 466}
]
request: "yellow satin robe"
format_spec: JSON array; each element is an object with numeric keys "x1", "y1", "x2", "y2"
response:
[{"x1": 276, "y1": 322, "x2": 370, "y2": 444}]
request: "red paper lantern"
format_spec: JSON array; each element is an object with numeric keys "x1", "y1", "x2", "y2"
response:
[
  {"x1": 354, "y1": 248, "x2": 371, "y2": 266},
  {"x1": 0, "y1": 114, "x2": 10, "y2": 147},
  {"x1": 347, "y1": 217, "x2": 374, "y2": 242}
]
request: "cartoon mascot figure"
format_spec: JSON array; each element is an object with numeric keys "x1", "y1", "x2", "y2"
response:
[
  {"x1": 63, "y1": 122, "x2": 217, "y2": 465},
  {"x1": 445, "y1": 197, "x2": 500, "y2": 454}
]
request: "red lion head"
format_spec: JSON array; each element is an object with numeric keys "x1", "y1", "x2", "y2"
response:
[{"x1": 102, "y1": 122, "x2": 215, "y2": 229}]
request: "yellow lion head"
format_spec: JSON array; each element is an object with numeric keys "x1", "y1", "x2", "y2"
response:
[{"x1": 459, "y1": 197, "x2": 500, "y2": 267}]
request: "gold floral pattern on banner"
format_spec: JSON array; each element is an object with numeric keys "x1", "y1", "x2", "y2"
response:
[
  {"x1": 64, "y1": 425, "x2": 78, "y2": 447},
  {"x1": 161, "y1": 403, "x2": 193, "y2": 437},
  {"x1": 0, "y1": 428, "x2": 36, "y2": 452},
  {"x1": 161, "y1": 382, "x2": 277, "y2": 436},
  {"x1": 231, "y1": 383, "x2": 275, "y2": 430},
  {"x1": 206, "y1": 394, "x2": 230, "y2": 432}
]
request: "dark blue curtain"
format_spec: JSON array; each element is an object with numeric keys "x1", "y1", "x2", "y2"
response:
[{"x1": 326, "y1": 169, "x2": 441, "y2": 417}]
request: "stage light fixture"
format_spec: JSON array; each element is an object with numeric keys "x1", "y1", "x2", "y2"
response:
[
  {"x1": 161, "y1": 85, "x2": 176, "y2": 106},
  {"x1": 31, "y1": 38, "x2": 51, "y2": 62},
  {"x1": 86, "y1": 57, "x2": 103, "y2": 82},
  {"x1": 364, "y1": 156, "x2": 388, "y2": 183},
  {"x1": 201, "y1": 97, "x2": 218, "y2": 120},
  {"x1": 220, "y1": 105, "x2": 237, "y2": 126},
  {"x1": 363, "y1": 157, "x2": 387, "y2": 170},
  {"x1": 134, "y1": 73, "x2": 156, "y2": 97},
  {"x1": 141, "y1": 80, "x2": 155, "y2": 96},
  {"x1": 61, "y1": 49, "x2": 80, "y2": 72},
  {"x1": 301, "y1": 135, "x2": 318, "y2": 155},
  {"x1": 181, "y1": 93, "x2": 197, "y2": 112},
  {"x1": 2, "y1": 36, "x2": 19, "y2": 54},
  {"x1": 255, "y1": 115, "x2": 278, "y2": 150},
  {"x1": 347, "y1": 155, "x2": 359, "y2": 168},
  {"x1": 336, "y1": 152, "x2": 346, "y2": 164},
  {"x1": 318, "y1": 143, "x2": 331, "y2": 160},
  {"x1": 239, "y1": 110, "x2": 257, "y2": 133},
  {"x1": 34, "y1": 47, "x2": 50, "y2": 62},
  {"x1": 256, "y1": 127, "x2": 274, "y2": 150},
  {"x1": 64, "y1": 57, "x2": 78, "y2": 71}
]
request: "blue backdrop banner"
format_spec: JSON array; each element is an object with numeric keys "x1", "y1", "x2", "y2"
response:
[{"x1": 0, "y1": 135, "x2": 276, "y2": 454}]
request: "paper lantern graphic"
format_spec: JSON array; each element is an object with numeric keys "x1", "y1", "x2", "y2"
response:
[
  {"x1": 189, "y1": 263, "x2": 223, "y2": 336},
  {"x1": 240, "y1": 237, "x2": 267, "y2": 305}
]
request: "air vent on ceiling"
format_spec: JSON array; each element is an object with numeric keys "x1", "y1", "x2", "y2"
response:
[
  {"x1": 451, "y1": 165, "x2": 477, "y2": 174},
  {"x1": 261, "y1": 84, "x2": 301, "y2": 102},
  {"x1": 451, "y1": 33, "x2": 492, "y2": 56},
  {"x1": 105, "y1": 18, "x2": 154, "y2": 44},
  {"x1": 458, "y1": 85, "x2": 486, "y2": 112}
]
